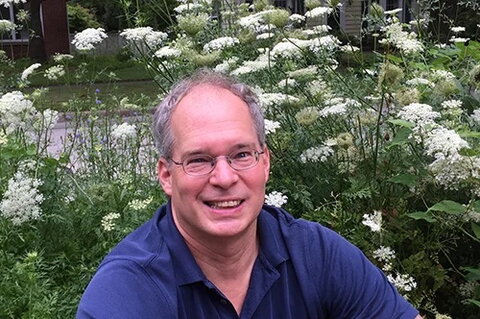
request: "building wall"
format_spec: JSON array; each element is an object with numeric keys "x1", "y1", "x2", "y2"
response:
[
  {"x1": 41, "y1": 0, "x2": 70, "y2": 57},
  {"x1": 340, "y1": 0, "x2": 364, "y2": 36},
  {"x1": 1, "y1": 0, "x2": 69, "y2": 60}
]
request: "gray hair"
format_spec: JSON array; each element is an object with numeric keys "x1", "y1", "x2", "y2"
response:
[{"x1": 152, "y1": 69, "x2": 266, "y2": 158}]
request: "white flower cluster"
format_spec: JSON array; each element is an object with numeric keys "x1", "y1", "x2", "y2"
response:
[
  {"x1": 373, "y1": 246, "x2": 396, "y2": 271},
  {"x1": 44, "y1": 65, "x2": 65, "y2": 80},
  {"x1": 214, "y1": 57, "x2": 238, "y2": 73},
  {"x1": 128, "y1": 197, "x2": 153, "y2": 211},
  {"x1": 379, "y1": 22, "x2": 423, "y2": 54},
  {"x1": 441, "y1": 99, "x2": 462, "y2": 109},
  {"x1": 277, "y1": 78, "x2": 297, "y2": 88},
  {"x1": 0, "y1": 19, "x2": 15, "y2": 32},
  {"x1": 173, "y1": 2, "x2": 202, "y2": 14},
  {"x1": 431, "y1": 70, "x2": 456, "y2": 81},
  {"x1": 0, "y1": 170, "x2": 44, "y2": 225},
  {"x1": 373, "y1": 246, "x2": 396, "y2": 262},
  {"x1": 21, "y1": 63, "x2": 41, "y2": 81},
  {"x1": 258, "y1": 92, "x2": 299, "y2": 109},
  {"x1": 120, "y1": 27, "x2": 168, "y2": 47},
  {"x1": 309, "y1": 35, "x2": 341, "y2": 53},
  {"x1": 265, "y1": 191, "x2": 288, "y2": 207},
  {"x1": 429, "y1": 156, "x2": 480, "y2": 191},
  {"x1": 101, "y1": 212, "x2": 120, "y2": 232},
  {"x1": 264, "y1": 119, "x2": 280, "y2": 134},
  {"x1": 319, "y1": 97, "x2": 359, "y2": 117},
  {"x1": 0, "y1": 91, "x2": 36, "y2": 134},
  {"x1": 450, "y1": 36, "x2": 469, "y2": 43},
  {"x1": 472, "y1": 109, "x2": 480, "y2": 124},
  {"x1": 238, "y1": 10, "x2": 275, "y2": 30},
  {"x1": 451, "y1": 26, "x2": 465, "y2": 33},
  {"x1": 288, "y1": 66, "x2": 318, "y2": 78},
  {"x1": 0, "y1": 131, "x2": 7, "y2": 144},
  {"x1": 384, "y1": 8, "x2": 402, "y2": 15},
  {"x1": 311, "y1": 25, "x2": 332, "y2": 34},
  {"x1": 72, "y1": 28, "x2": 108, "y2": 51},
  {"x1": 387, "y1": 273, "x2": 417, "y2": 292},
  {"x1": 256, "y1": 24, "x2": 277, "y2": 34},
  {"x1": 0, "y1": 0, "x2": 26, "y2": 8},
  {"x1": 203, "y1": 36, "x2": 239, "y2": 52},
  {"x1": 289, "y1": 13, "x2": 305, "y2": 24},
  {"x1": 424, "y1": 127, "x2": 469, "y2": 162},
  {"x1": 423, "y1": 127, "x2": 478, "y2": 192},
  {"x1": 406, "y1": 77, "x2": 434, "y2": 87},
  {"x1": 299, "y1": 145, "x2": 334, "y2": 163},
  {"x1": 304, "y1": 7, "x2": 333, "y2": 19},
  {"x1": 271, "y1": 38, "x2": 312, "y2": 59},
  {"x1": 397, "y1": 103, "x2": 440, "y2": 128},
  {"x1": 154, "y1": 46, "x2": 181, "y2": 58},
  {"x1": 111, "y1": 123, "x2": 137, "y2": 140},
  {"x1": 53, "y1": 53, "x2": 74, "y2": 62},
  {"x1": 255, "y1": 32, "x2": 274, "y2": 40},
  {"x1": 230, "y1": 60, "x2": 271, "y2": 76},
  {"x1": 340, "y1": 44, "x2": 360, "y2": 52},
  {"x1": 362, "y1": 210, "x2": 382, "y2": 232}
]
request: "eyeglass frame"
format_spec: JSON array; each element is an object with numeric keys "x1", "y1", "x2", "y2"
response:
[{"x1": 168, "y1": 148, "x2": 266, "y2": 176}]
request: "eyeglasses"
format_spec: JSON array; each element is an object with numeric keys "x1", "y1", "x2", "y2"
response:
[{"x1": 169, "y1": 149, "x2": 265, "y2": 176}]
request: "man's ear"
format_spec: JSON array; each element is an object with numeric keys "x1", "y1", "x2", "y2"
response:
[
  {"x1": 157, "y1": 158, "x2": 173, "y2": 196},
  {"x1": 262, "y1": 147, "x2": 271, "y2": 183}
]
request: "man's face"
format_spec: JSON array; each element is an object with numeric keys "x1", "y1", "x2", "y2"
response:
[{"x1": 157, "y1": 84, "x2": 270, "y2": 241}]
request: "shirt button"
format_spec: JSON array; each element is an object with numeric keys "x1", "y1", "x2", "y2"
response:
[{"x1": 220, "y1": 299, "x2": 227, "y2": 305}]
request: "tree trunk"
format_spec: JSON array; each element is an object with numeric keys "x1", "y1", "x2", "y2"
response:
[{"x1": 28, "y1": 0, "x2": 47, "y2": 62}]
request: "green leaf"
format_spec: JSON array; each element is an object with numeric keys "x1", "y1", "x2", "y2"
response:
[
  {"x1": 466, "y1": 299, "x2": 480, "y2": 308},
  {"x1": 388, "y1": 173, "x2": 418, "y2": 187},
  {"x1": 463, "y1": 267, "x2": 480, "y2": 281},
  {"x1": 472, "y1": 222, "x2": 480, "y2": 240},
  {"x1": 458, "y1": 148, "x2": 480, "y2": 156},
  {"x1": 388, "y1": 119, "x2": 414, "y2": 128},
  {"x1": 463, "y1": 95, "x2": 480, "y2": 112},
  {"x1": 458, "y1": 130, "x2": 480, "y2": 138},
  {"x1": 386, "y1": 54, "x2": 402, "y2": 63},
  {"x1": 473, "y1": 200, "x2": 480, "y2": 212},
  {"x1": 388, "y1": 127, "x2": 412, "y2": 148},
  {"x1": 430, "y1": 56, "x2": 452, "y2": 67},
  {"x1": 408, "y1": 211, "x2": 435, "y2": 223},
  {"x1": 428, "y1": 200, "x2": 466, "y2": 214}
]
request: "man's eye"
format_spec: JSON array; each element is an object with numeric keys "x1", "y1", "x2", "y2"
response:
[
  {"x1": 186, "y1": 156, "x2": 211, "y2": 165},
  {"x1": 233, "y1": 151, "x2": 253, "y2": 160}
]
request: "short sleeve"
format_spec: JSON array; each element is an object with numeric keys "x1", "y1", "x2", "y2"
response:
[
  {"x1": 311, "y1": 225, "x2": 419, "y2": 319},
  {"x1": 76, "y1": 259, "x2": 176, "y2": 319}
]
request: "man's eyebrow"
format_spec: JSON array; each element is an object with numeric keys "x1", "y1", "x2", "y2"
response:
[
  {"x1": 181, "y1": 143, "x2": 258, "y2": 157},
  {"x1": 232, "y1": 143, "x2": 257, "y2": 150}
]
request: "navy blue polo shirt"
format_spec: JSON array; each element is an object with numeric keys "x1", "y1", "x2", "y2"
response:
[{"x1": 77, "y1": 203, "x2": 418, "y2": 318}]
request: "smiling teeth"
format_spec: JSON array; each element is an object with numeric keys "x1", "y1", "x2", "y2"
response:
[{"x1": 208, "y1": 200, "x2": 241, "y2": 209}]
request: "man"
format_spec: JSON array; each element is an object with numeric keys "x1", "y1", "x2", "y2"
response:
[{"x1": 77, "y1": 70, "x2": 422, "y2": 318}]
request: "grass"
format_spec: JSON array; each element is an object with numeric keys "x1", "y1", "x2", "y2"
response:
[
  {"x1": 11, "y1": 54, "x2": 160, "y2": 112},
  {"x1": 11, "y1": 53, "x2": 153, "y2": 85},
  {"x1": 26, "y1": 80, "x2": 160, "y2": 112}
]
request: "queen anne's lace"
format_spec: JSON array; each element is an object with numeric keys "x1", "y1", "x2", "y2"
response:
[
  {"x1": 265, "y1": 191, "x2": 288, "y2": 207},
  {"x1": 72, "y1": 28, "x2": 108, "y2": 51},
  {"x1": 0, "y1": 170, "x2": 44, "y2": 225}
]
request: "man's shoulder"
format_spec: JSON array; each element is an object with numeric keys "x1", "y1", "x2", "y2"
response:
[
  {"x1": 261, "y1": 204, "x2": 341, "y2": 243},
  {"x1": 77, "y1": 205, "x2": 177, "y2": 318},
  {"x1": 101, "y1": 205, "x2": 169, "y2": 268}
]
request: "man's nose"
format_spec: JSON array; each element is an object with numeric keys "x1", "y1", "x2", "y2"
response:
[{"x1": 208, "y1": 157, "x2": 239, "y2": 188}]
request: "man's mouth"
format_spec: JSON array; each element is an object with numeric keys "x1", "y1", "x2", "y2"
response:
[{"x1": 205, "y1": 200, "x2": 243, "y2": 209}]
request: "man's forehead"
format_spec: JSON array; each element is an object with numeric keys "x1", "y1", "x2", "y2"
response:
[{"x1": 178, "y1": 83, "x2": 240, "y2": 105}]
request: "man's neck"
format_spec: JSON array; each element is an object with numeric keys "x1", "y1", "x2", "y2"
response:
[{"x1": 177, "y1": 222, "x2": 259, "y2": 315}]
